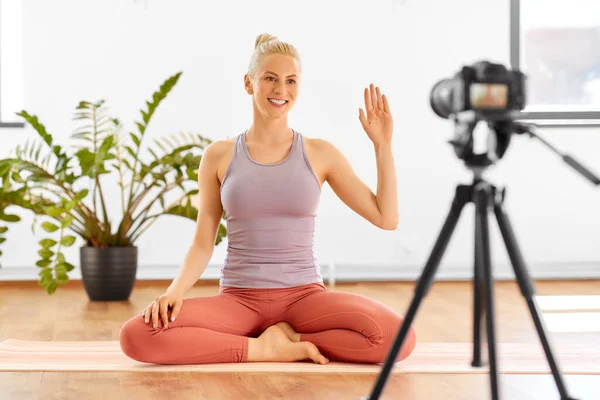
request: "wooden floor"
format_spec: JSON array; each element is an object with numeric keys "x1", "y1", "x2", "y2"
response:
[{"x1": 1, "y1": 279, "x2": 599, "y2": 400}]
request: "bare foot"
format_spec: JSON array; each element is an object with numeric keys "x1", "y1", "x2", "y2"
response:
[
  {"x1": 275, "y1": 321, "x2": 301, "y2": 343},
  {"x1": 258, "y1": 324, "x2": 329, "y2": 364}
]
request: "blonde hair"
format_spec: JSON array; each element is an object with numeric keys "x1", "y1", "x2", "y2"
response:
[{"x1": 247, "y1": 33, "x2": 301, "y2": 79}]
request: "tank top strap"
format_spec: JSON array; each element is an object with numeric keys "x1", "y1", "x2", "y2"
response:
[
  {"x1": 219, "y1": 132, "x2": 246, "y2": 192},
  {"x1": 292, "y1": 128, "x2": 313, "y2": 166},
  {"x1": 292, "y1": 128, "x2": 301, "y2": 155}
]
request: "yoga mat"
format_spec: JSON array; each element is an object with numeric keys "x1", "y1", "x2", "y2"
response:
[{"x1": 1, "y1": 339, "x2": 598, "y2": 374}]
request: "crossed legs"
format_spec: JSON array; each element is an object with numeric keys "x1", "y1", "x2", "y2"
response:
[
  {"x1": 119, "y1": 282, "x2": 416, "y2": 365},
  {"x1": 278, "y1": 287, "x2": 417, "y2": 364}
]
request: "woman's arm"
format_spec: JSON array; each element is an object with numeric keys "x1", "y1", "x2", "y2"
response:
[
  {"x1": 167, "y1": 141, "x2": 226, "y2": 295},
  {"x1": 374, "y1": 142, "x2": 398, "y2": 229},
  {"x1": 323, "y1": 83, "x2": 398, "y2": 230},
  {"x1": 323, "y1": 140, "x2": 398, "y2": 230}
]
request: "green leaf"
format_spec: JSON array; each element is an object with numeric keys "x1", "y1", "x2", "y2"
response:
[
  {"x1": 39, "y1": 238, "x2": 57, "y2": 248},
  {"x1": 97, "y1": 135, "x2": 114, "y2": 160},
  {"x1": 148, "y1": 148, "x2": 159, "y2": 161},
  {"x1": 186, "y1": 167, "x2": 198, "y2": 181},
  {"x1": 75, "y1": 100, "x2": 94, "y2": 110},
  {"x1": 65, "y1": 200, "x2": 77, "y2": 211},
  {"x1": 0, "y1": 237, "x2": 5, "y2": 244},
  {"x1": 16, "y1": 111, "x2": 53, "y2": 147},
  {"x1": 63, "y1": 262, "x2": 75, "y2": 272},
  {"x1": 0, "y1": 213, "x2": 20, "y2": 222},
  {"x1": 71, "y1": 131, "x2": 92, "y2": 140},
  {"x1": 43, "y1": 279, "x2": 57, "y2": 294},
  {"x1": 34, "y1": 141, "x2": 42, "y2": 162},
  {"x1": 11, "y1": 171, "x2": 24, "y2": 183},
  {"x1": 215, "y1": 223, "x2": 227, "y2": 246},
  {"x1": 130, "y1": 132, "x2": 141, "y2": 147},
  {"x1": 0, "y1": 226, "x2": 8, "y2": 234},
  {"x1": 40, "y1": 274, "x2": 53, "y2": 286},
  {"x1": 61, "y1": 215, "x2": 73, "y2": 228},
  {"x1": 137, "y1": 71, "x2": 182, "y2": 131},
  {"x1": 60, "y1": 235, "x2": 76, "y2": 246},
  {"x1": 45, "y1": 206, "x2": 62, "y2": 218},
  {"x1": 125, "y1": 146, "x2": 136, "y2": 159},
  {"x1": 75, "y1": 148, "x2": 96, "y2": 177},
  {"x1": 151, "y1": 172, "x2": 166, "y2": 183},
  {"x1": 55, "y1": 263, "x2": 70, "y2": 284},
  {"x1": 36, "y1": 259, "x2": 52, "y2": 268},
  {"x1": 56, "y1": 271, "x2": 69, "y2": 284},
  {"x1": 38, "y1": 249, "x2": 54, "y2": 258},
  {"x1": 165, "y1": 204, "x2": 197, "y2": 221},
  {"x1": 41, "y1": 221, "x2": 59, "y2": 232},
  {"x1": 75, "y1": 189, "x2": 89, "y2": 202},
  {"x1": 0, "y1": 162, "x2": 11, "y2": 177},
  {"x1": 53, "y1": 148, "x2": 69, "y2": 175},
  {"x1": 38, "y1": 268, "x2": 52, "y2": 279},
  {"x1": 153, "y1": 138, "x2": 168, "y2": 153},
  {"x1": 134, "y1": 122, "x2": 145, "y2": 136}
]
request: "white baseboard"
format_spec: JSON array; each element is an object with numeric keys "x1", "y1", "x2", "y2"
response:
[{"x1": 1, "y1": 261, "x2": 599, "y2": 282}]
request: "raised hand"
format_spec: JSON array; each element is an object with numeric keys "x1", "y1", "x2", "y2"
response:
[{"x1": 358, "y1": 83, "x2": 394, "y2": 147}]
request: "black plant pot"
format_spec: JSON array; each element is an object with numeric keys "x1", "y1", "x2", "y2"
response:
[{"x1": 80, "y1": 246, "x2": 138, "y2": 301}]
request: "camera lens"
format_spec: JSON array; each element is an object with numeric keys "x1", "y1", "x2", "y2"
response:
[{"x1": 430, "y1": 78, "x2": 455, "y2": 119}]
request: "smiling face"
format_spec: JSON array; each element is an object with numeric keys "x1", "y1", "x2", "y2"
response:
[{"x1": 244, "y1": 53, "x2": 301, "y2": 119}]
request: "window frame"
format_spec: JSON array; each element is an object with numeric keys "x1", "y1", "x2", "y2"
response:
[
  {"x1": 511, "y1": 0, "x2": 600, "y2": 127},
  {"x1": 0, "y1": 3, "x2": 24, "y2": 129}
]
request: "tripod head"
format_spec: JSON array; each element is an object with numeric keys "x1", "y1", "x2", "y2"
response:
[
  {"x1": 448, "y1": 111, "x2": 517, "y2": 168},
  {"x1": 448, "y1": 110, "x2": 600, "y2": 186}
]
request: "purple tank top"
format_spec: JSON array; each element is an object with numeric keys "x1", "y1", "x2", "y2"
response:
[{"x1": 219, "y1": 129, "x2": 324, "y2": 288}]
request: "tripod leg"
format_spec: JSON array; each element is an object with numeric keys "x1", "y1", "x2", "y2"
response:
[
  {"x1": 494, "y1": 199, "x2": 579, "y2": 400},
  {"x1": 472, "y1": 203, "x2": 486, "y2": 367},
  {"x1": 476, "y1": 184, "x2": 501, "y2": 400},
  {"x1": 363, "y1": 186, "x2": 470, "y2": 400}
]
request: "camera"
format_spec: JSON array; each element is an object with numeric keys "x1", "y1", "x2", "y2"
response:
[
  {"x1": 430, "y1": 61, "x2": 527, "y2": 121},
  {"x1": 429, "y1": 61, "x2": 528, "y2": 167}
]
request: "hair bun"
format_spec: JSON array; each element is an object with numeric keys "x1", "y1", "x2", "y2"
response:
[{"x1": 255, "y1": 33, "x2": 278, "y2": 49}]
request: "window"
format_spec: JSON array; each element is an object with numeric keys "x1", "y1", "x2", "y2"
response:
[
  {"x1": 0, "y1": 0, "x2": 24, "y2": 128},
  {"x1": 511, "y1": 0, "x2": 600, "y2": 126}
]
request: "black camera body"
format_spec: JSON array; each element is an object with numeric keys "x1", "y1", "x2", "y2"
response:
[
  {"x1": 430, "y1": 62, "x2": 528, "y2": 167},
  {"x1": 430, "y1": 61, "x2": 527, "y2": 120}
]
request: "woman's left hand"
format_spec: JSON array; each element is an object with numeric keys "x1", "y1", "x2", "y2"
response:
[{"x1": 358, "y1": 83, "x2": 394, "y2": 147}]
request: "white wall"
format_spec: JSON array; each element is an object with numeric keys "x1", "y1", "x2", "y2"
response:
[{"x1": 1, "y1": 0, "x2": 599, "y2": 279}]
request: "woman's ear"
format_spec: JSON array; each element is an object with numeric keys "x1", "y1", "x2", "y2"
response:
[{"x1": 244, "y1": 74, "x2": 253, "y2": 95}]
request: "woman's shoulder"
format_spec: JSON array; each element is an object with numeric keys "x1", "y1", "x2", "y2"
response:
[
  {"x1": 204, "y1": 136, "x2": 238, "y2": 184},
  {"x1": 301, "y1": 134, "x2": 340, "y2": 180},
  {"x1": 302, "y1": 134, "x2": 337, "y2": 156},
  {"x1": 203, "y1": 137, "x2": 236, "y2": 161}
]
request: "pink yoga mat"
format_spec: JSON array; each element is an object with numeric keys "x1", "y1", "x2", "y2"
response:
[{"x1": 0, "y1": 339, "x2": 598, "y2": 374}]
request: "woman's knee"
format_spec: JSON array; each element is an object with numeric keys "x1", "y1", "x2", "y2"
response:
[
  {"x1": 119, "y1": 316, "x2": 153, "y2": 363},
  {"x1": 395, "y1": 324, "x2": 417, "y2": 361},
  {"x1": 373, "y1": 319, "x2": 417, "y2": 364}
]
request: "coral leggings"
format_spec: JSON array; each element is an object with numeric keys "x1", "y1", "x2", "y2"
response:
[{"x1": 119, "y1": 282, "x2": 416, "y2": 365}]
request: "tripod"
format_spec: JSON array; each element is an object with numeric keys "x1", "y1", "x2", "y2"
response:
[{"x1": 362, "y1": 170, "x2": 580, "y2": 400}]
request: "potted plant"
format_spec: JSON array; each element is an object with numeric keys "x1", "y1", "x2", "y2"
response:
[{"x1": 0, "y1": 71, "x2": 227, "y2": 300}]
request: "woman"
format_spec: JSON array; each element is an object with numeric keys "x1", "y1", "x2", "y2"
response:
[{"x1": 119, "y1": 33, "x2": 416, "y2": 365}]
